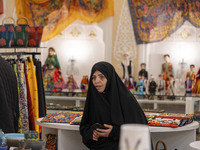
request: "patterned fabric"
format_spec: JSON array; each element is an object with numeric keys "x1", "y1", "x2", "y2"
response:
[
  {"x1": 41, "y1": 111, "x2": 82, "y2": 123},
  {"x1": 26, "y1": 59, "x2": 39, "y2": 133},
  {"x1": 45, "y1": 134, "x2": 57, "y2": 150},
  {"x1": 15, "y1": 0, "x2": 114, "y2": 41},
  {"x1": 13, "y1": 63, "x2": 23, "y2": 133},
  {"x1": 24, "y1": 62, "x2": 35, "y2": 131},
  {"x1": 17, "y1": 61, "x2": 29, "y2": 132},
  {"x1": 128, "y1": 0, "x2": 200, "y2": 44}
]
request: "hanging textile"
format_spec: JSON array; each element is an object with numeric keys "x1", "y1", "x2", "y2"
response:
[
  {"x1": 15, "y1": 0, "x2": 114, "y2": 41},
  {"x1": 24, "y1": 62, "x2": 35, "y2": 131},
  {"x1": 34, "y1": 60, "x2": 46, "y2": 117},
  {"x1": 128, "y1": 0, "x2": 200, "y2": 44},
  {"x1": 16, "y1": 61, "x2": 29, "y2": 132},
  {"x1": 0, "y1": 0, "x2": 3, "y2": 15},
  {"x1": 13, "y1": 63, "x2": 23, "y2": 133},
  {"x1": 0, "y1": 56, "x2": 19, "y2": 133},
  {"x1": 26, "y1": 59, "x2": 39, "y2": 133}
]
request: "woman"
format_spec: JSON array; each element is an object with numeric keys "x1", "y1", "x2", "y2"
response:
[
  {"x1": 80, "y1": 62, "x2": 148, "y2": 150},
  {"x1": 42, "y1": 47, "x2": 65, "y2": 92}
]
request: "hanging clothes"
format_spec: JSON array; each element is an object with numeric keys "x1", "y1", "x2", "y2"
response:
[
  {"x1": 13, "y1": 63, "x2": 23, "y2": 133},
  {"x1": 0, "y1": 56, "x2": 19, "y2": 133},
  {"x1": 16, "y1": 61, "x2": 29, "y2": 132},
  {"x1": 24, "y1": 61, "x2": 35, "y2": 131},
  {"x1": 26, "y1": 59, "x2": 39, "y2": 133},
  {"x1": 34, "y1": 59, "x2": 46, "y2": 117}
]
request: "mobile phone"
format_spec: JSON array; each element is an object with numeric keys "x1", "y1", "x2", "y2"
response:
[{"x1": 91, "y1": 123, "x2": 108, "y2": 130}]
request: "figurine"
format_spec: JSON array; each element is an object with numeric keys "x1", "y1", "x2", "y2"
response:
[
  {"x1": 139, "y1": 63, "x2": 148, "y2": 80},
  {"x1": 136, "y1": 75, "x2": 144, "y2": 98},
  {"x1": 194, "y1": 67, "x2": 200, "y2": 95},
  {"x1": 148, "y1": 76, "x2": 157, "y2": 100},
  {"x1": 42, "y1": 47, "x2": 65, "y2": 92},
  {"x1": 157, "y1": 74, "x2": 165, "y2": 100},
  {"x1": 121, "y1": 52, "x2": 134, "y2": 89},
  {"x1": 65, "y1": 75, "x2": 79, "y2": 92},
  {"x1": 80, "y1": 75, "x2": 89, "y2": 93},
  {"x1": 141, "y1": 75, "x2": 148, "y2": 97},
  {"x1": 167, "y1": 75, "x2": 175, "y2": 100},
  {"x1": 186, "y1": 64, "x2": 196, "y2": 94},
  {"x1": 161, "y1": 54, "x2": 174, "y2": 90},
  {"x1": 185, "y1": 76, "x2": 192, "y2": 97}
]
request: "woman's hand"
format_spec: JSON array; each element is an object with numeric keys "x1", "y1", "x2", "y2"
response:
[
  {"x1": 95, "y1": 124, "x2": 113, "y2": 138},
  {"x1": 93, "y1": 130, "x2": 100, "y2": 141}
]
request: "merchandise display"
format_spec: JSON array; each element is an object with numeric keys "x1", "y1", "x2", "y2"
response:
[{"x1": 146, "y1": 113, "x2": 194, "y2": 128}]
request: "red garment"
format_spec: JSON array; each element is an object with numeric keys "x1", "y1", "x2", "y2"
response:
[
  {"x1": 0, "y1": 0, "x2": 3, "y2": 15},
  {"x1": 24, "y1": 62, "x2": 35, "y2": 130}
]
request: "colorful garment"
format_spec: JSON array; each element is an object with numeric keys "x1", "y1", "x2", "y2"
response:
[
  {"x1": 13, "y1": 63, "x2": 22, "y2": 133},
  {"x1": 65, "y1": 75, "x2": 79, "y2": 92},
  {"x1": 15, "y1": 0, "x2": 114, "y2": 41},
  {"x1": 26, "y1": 59, "x2": 39, "y2": 133},
  {"x1": 186, "y1": 71, "x2": 196, "y2": 92},
  {"x1": 80, "y1": 75, "x2": 89, "y2": 92},
  {"x1": 136, "y1": 79, "x2": 144, "y2": 95},
  {"x1": 43, "y1": 51, "x2": 65, "y2": 92},
  {"x1": 16, "y1": 61, "x2": 29, "y2": 132},
  {"x1": 24, "y1": 62, "x2": 35, "y2": 130},
  {"x1": 128, "y1": 0, "x2": 200, "y2": 44}
]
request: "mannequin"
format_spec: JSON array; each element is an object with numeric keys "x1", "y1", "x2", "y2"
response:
[
  {"x1": 186, "y1": 64, "x2": 196, "y2": 93},
  {"x1": 121, "y1": 52, "x2": 134, "y2": 89},
  {"x1": 161, "y1": 54, "x2": 174, "y2": 90}
]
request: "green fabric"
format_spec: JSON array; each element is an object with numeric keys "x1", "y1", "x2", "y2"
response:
[{"x1": 45, "y1": 54, "x2": 60, "y2": 69}]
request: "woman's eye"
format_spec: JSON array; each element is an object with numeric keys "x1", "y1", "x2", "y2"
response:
[
  {"x1": 99, "y1": 75, "x2": 105, "y2": 79},
  {"x1": 92, "y1": 76, "x2": 96, "y2": 80}
]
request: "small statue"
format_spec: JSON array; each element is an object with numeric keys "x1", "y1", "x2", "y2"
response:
[
  {"x1": 65, "y1": 75, "x2": 79, "y2": 92},
  {"x1": 185, "y1": 76, "x2": 192, "y2": 97},
  {"x1": 148, "y1": 76, "x2": 157, "y2": 100},
  {"x1": 139, "y1": 63, "x2": 148, "y2": 80},
  {"x1": 121, "y1": 52, "x2": 134, "y2": 89},
  {"x1": 157, "y1": 74, "x2": 165, "y2": 100},
  {"x1": 80, "y1": 75, "x2": 89, "y2": 93},
  {"x1": 167, "y1": 75, "x2": 175, "y2": 100},
  {"x1": 186, "y1": 64, "x2": 196, "y2": 94},
  {"x1": 161, "y1": 54, "x2": 174, "y2": 90},
  {"x1": 136, "y1": 75, "x2": 144, "y2": 98}
]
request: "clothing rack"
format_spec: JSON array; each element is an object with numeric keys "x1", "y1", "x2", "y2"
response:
[{"x1": 0, "y1": 52, "x2": 41, "y2": 60}]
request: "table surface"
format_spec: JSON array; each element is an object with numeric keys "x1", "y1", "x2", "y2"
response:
[{"x1": 37, "y1": 118, "x2": 199, "y2": 132}]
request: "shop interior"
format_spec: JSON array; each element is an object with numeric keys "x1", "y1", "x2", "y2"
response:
[{"x1": 1, "y1": 0, "x2": 200, "y2": 150}]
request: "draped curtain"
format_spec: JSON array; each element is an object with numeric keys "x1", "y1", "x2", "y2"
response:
[
  {"x1": 15, "y1": 0, "x2": 114, "y2": 41},
  {"x1": 128, "y1": 0, "x2": 200, "y2": 44}
]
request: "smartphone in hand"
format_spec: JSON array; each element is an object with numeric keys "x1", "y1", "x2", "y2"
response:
[{"x1": 91, "y1": 123, "x2": 109, "y2": 130}]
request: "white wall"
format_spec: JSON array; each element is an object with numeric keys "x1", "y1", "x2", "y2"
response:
[{"x1": 139, "y1": 21, "x2": 200, "y2": 80}]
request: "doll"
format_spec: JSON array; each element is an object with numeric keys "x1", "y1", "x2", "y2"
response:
[
  {"x1": 139, "y1": 63, "x2": 148, "y2": 80},
  {"x1": 167, "y1": 75, "x2": 175, "y2": 100},
  {"x1": 141, "y1": 75, "x2": 148, "y2": 97},
  {"x1": 185, "y1": 76, "x2": 192, "y2": 96},
  {"x1": 157, "y1": 74, "x2": 165, "y2": 100},
  {"x1": 136, "y1": 75, "x2": 144, "y2": 98},
  {"x1": 65, "y1": 75, "x2": 79, "y2": 92},
  {"x1": 42, "y1": 47, "x2": 65, "y2": 92},
  {"x1": 194, "y1": 68, "x2": 200, "y2": 95},
  {"x1": 148, "y1": 76, "x2": 157, "y2": 100},
  {"x1": 80, "y1": 75, "x2": 89, "y2": 93},
  {"x1": 161, "y1": 54, "x2": 174, "y2": 90},
  {"x1": 121, "y1": 52, "x2": 134, "y2": 89},
  {"x1": 186, "y1": 64, "x2": 196, "y2": 94}
]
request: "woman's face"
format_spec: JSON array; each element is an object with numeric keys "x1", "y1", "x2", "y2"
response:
[{"x1": 92, "y1": 70, "x2": 107, "y2": 93}]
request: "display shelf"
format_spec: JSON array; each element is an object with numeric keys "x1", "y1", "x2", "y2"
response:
[
  {"x1": 45, "y1": 95, "x2": 200, "y2": 114},
  {"x1": 37, "y1": 118, "x2": 199, "y2": 150}
]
